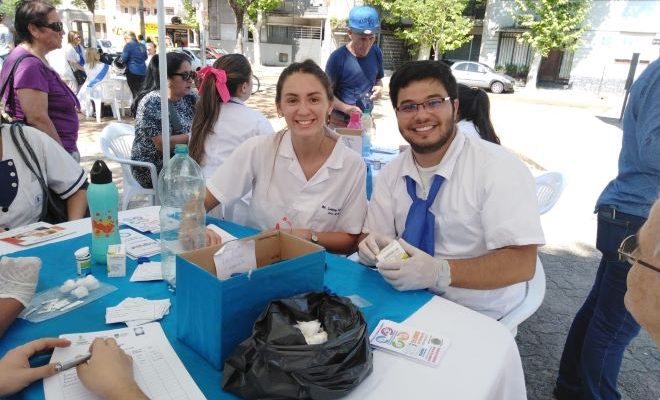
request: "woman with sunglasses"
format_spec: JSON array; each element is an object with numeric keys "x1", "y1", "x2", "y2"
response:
[
  {"x1": 0, "y1": 0, "x2": 81, "y2": 161},
  {"x1": 130, "y1": 52, "x2": 197, "y2": 188}
]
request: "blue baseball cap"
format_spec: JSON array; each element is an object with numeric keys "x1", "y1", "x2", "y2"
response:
[{"x1": 348, "y1": 6, "x2": 380, "y2": 35}]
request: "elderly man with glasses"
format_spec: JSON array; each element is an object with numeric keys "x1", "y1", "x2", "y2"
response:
[
  {"x1": 622, "y1": 199, "x2": 660, "y2": 347},
  {"x1": 555, "y1": 58, "x2": 660, "y2": 400},
  {"x1": 357, "y1": 60, "x2": 545, "y2": 321}
]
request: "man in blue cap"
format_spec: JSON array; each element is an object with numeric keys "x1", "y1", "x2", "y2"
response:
[{"x1": 326, "y1": 5, "x2": 384, "y2": 127}]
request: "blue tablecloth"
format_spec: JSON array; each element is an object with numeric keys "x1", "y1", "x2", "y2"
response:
[{"x1": 0, "y1": 218, "x2": 432, "y2": 399}]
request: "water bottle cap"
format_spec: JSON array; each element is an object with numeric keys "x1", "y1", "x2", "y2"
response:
[
  {"x1": 90, "y1": 160, "x2": 112, "y2": 184},
  {"x1": 175, "y1": 144, "x2": 189, "y2": 155}
]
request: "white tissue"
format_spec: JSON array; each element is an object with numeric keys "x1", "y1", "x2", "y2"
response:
[
  {"x1": 295, "y1": 320, "x2": 328, "y2": 345},
  {"x1": 59, "y1": 279, "x2": 77, "y2": 293},
  {"x1": 296, "y1": 320, "x2": 321, "y2": 337},
  {"x1": 306, "y1": 331, "x2": 328, "y2": 345},
  {"x1": 82, "y1": 275, "x2": 100, "y2": 290},
  {"x1": 71, "y1": 285, "x2": 89, "y2": 299}
]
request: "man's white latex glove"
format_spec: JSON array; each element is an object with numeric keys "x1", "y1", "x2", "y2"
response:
[
  {"x1": 377, "y1": 239, "x2": 451, "y2": 292},
  {"x1": 0, "y1": 257, "x2": 41, "y2": 307},
  {"x1": 358, "y1": 233, "x2": 394, "y2": 267}
]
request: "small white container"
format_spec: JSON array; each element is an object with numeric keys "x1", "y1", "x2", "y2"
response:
[
  {"x1": 74, "y1": 247, "x2": 91, "y2": 276},
  {"x1": 107, "y1": 244, "x2": 126, "y2": 277}
]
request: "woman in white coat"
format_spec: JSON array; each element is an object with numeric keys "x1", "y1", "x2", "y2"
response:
[{"x1": 204, "y1": 60, "x2": 367, "y2": 254}]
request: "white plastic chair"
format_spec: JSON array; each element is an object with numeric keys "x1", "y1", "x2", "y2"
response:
[
  {"x1": 499, "y1": 257, "x2": 546, "y2": 336},
  {"x1": 113, "y1": 78, "x2": 133, "y2": 118},
  {"x1": 99, "y1": 123, "x2": 159, "y2": 210},
  {"x1": 88, "y1": 80, "x2": 122, "y2": 123},
  {"x1": 535, "y1": 171, "x2": 565, "y2": 215}
]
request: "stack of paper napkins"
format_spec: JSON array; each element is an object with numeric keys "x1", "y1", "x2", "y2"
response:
[{"x1": 106, "y1": 297, "x2": 171, "y2": 327}]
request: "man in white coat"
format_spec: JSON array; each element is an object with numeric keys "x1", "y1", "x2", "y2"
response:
[{"x1": 358, "y1": 60, "x2": 545, "y2": 319}]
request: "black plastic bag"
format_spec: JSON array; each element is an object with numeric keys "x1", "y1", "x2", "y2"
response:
[{"x1": 222, "y1": 292, "x2": 373, "y2": 400}]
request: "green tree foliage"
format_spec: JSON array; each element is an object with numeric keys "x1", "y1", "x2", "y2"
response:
[
  {"x1": 72, "y1": 0, "x2": 96, "y2": 15},
  {"x1": 368, "y1": 0, "x2": 474, "y2": 56},
  {"x1": 1, "y1": 0, "x2": 62, "y2": 20},
  {"x1": 511, "y1": 0, "x2": 592, "y2": 57},
  {"x1": 182, "y1": 0, "x2": 199, "y2": 30},
  {"x1": 246, "y1": 0, "x2": 279, "y2": 21}
]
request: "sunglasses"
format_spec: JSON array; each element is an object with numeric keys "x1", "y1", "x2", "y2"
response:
[
  {"x1": 172, "y1": 71, "x2": 196, "y2": 81},
  {"x1": 618, "y1": 234, "x2": 660, "y2": 273},
  {"x1": 37, "y1": 21, "x2": 64, "y2": 32}
]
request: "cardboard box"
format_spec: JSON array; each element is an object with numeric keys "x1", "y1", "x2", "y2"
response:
[
  {"x1": 336, "y1": 128, "x2": 363, "y2": 155},
  {"x1": 106, "y1": 244, "x2": 126, "y2": 277},
  {"x1": 176, "y1": 230, "x2": 326, "y2": 369}
]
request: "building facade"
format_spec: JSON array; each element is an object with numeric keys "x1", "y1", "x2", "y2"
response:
[{"x1": 479, "y1": 0, "x2": 660, "y2": 93}]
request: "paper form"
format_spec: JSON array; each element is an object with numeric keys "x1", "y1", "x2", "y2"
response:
[{"x1": 43, "y1": 323, "x2": 205, "y2": 400}]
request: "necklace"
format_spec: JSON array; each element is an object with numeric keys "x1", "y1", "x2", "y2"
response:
[{"x1": 411, "y1": 153, "x2": 428, "y2": 198}]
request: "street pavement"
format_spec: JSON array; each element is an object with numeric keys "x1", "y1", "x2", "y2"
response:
[{"x1": 78, "y1": 66, "x2": 658, "y2": 400}]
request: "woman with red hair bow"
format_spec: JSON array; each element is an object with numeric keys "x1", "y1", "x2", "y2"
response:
[{"x1": 188, "y1": 54, "x2": 273, "y2": 178}]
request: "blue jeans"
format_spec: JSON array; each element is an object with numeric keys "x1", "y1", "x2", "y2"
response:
[{"x1": 556, "y1": 206, "x2": 646, "y2": 400}]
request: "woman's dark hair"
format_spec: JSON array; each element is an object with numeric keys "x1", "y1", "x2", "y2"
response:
[
  {"x1": 275, "y1": 59, "x2": 333, "y2": 105},
  {"x1": 131, "y1": 51, "x2": 190, "y2": 116},
  {"x1": 14, "y1": 0, "x2": 56, "y2": 45},
  {"x1": 189, "y1": 54, "x2": 252, "y2": 164},
  {"x1": 457, "y1": 84, "x2": 500, "y2": 145}
]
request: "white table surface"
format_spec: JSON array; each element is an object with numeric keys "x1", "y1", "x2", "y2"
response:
[{"x1": 1, "y1": 206, "x2": 527, "y2": 399}]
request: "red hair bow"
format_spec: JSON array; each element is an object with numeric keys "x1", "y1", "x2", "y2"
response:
[{"x1": 198, "y1": 66, "x2": 230, "y2": 103}]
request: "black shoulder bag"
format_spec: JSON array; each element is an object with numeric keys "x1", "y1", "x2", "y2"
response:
[
  {"x1": 1, "y1": 54, "x2": 69, "y2": 224},
  {"x1": 0, "y1": 53, "x2": 35, "y2": 123}
]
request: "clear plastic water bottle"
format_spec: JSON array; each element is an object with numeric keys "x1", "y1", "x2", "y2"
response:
[
  {"x1": 360, "y1": 110, "x2": 373, "y2": 157},
  {"x1": 157, "y1": 144, "x2": 206, "y2": 292}
]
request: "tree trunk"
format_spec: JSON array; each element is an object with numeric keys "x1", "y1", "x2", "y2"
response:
[
  {"x1": 526, "y1": 52, "x2": 542, "y2": 89},
  {"x1": 234, "y1": 10, "x2": 244, "y2": 54},
  {"x1": 417, "y1": 43, "x2": 431, "y2": 60},
  {"x1": 251, "y1": 10, "x2": 264, "y2": 67}
]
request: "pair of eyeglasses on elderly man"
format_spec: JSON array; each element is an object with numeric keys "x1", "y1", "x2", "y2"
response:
[{"x1": 618, "y1": 234, "x2": 660, "y2": 273}]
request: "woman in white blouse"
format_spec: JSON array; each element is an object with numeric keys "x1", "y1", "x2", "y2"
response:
[
  {"x1": 204, "y1": 60, "x2": 367, "y2": 254},
  {"x1": 188, "y1": 53, "x2": 273, "y2": 178}
]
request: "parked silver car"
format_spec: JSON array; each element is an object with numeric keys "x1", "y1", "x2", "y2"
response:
[
  {"x1": 450, "y1": 61, "x2": 515, "y2": 94},
  {"x1": 171, "y1": 47, "x2": 204, "y2": 71}
]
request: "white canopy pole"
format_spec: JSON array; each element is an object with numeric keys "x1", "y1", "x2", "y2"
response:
[{"x1": 157, "y1": 0, "x2": 170, "y2": 169}]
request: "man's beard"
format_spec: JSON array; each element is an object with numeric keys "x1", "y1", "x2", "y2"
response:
[{"x1": 405, "y1": 123, "x2": 456, "y2": 154}]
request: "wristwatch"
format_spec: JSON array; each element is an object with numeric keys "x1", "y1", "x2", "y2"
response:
[{"x1": 310, "y1": 231, "x2": 319, "y2": 244}]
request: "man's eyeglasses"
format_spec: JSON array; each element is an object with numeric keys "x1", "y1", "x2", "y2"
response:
[
  {"x1": 618, "y1": 234, "x2": 660, "y2": 273},
  {"x1": 396, "y1": 97, "x2": 452, "y2": 114},
  {"x1": 37, "y1": 21, "x2": 64, "y2": 32},
  {"x1": 172, "y1": 71, "x2": 196, "y2": 81}
]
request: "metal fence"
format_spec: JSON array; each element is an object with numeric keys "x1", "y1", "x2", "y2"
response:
[{"x1": 495, "y1": 32, "x2": 533, "y2": 68}]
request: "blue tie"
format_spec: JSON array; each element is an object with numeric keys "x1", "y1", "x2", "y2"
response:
[{"x1": 402, "y1": 174, "x2": 444, "y2": 255}]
